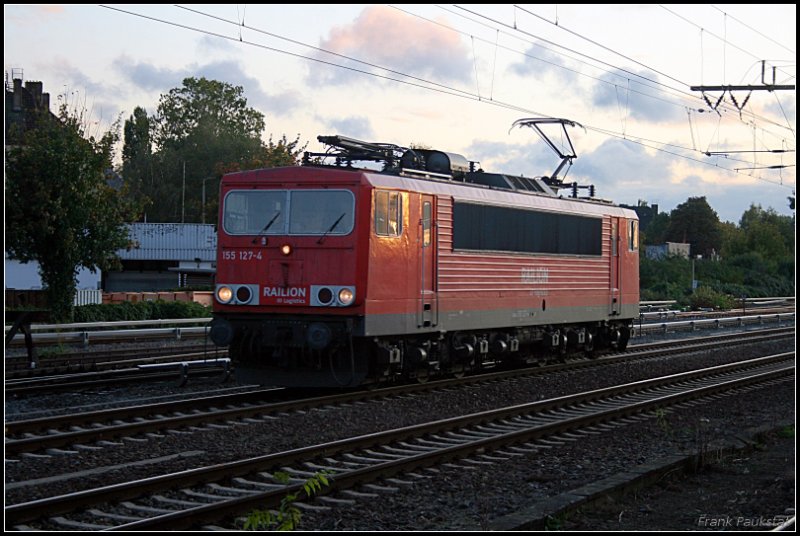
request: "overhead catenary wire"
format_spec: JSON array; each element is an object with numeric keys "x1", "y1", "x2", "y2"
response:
[
  {"x1": 659, "y1": 4, "x2": 795, "y2": 82},
  {"x1": 512, "y1": 4, "x2": 689, "y2": 88},
  {"x1": 710, "y1": 4, "x2": 795, "y2": 55},
  {"x1": 396, "y1": 5, "x2": 705, "y2": 115},
  {"x1": 192, "y1": 2, "x2": 796, "y2": 164},
  {"x1": 432, "y1": 3, "x2": 798, "y2": 138},
  {"x1": 450, "y1": 4, "x2": 794, "y2": 133},
  {"x1": 397, "y1": 4, "x2": 794, "y2": 168},
  {"x1": 99, "y1": 4, "x2": 794, "y2": 189}
]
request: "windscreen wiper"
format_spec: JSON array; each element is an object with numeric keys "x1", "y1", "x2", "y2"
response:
[
  {"x1": 317, "y1": 213, "x2": 346, "y2": 244},
  {"x1": 251, "y1": 211, "x2": 281, "y2": 244}
]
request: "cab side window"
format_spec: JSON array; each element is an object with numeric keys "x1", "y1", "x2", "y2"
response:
[
  {"x1": 629, "y1": 220, "x2": 639, "y2": 251},
  {"x1": 375, "y1": 190, "x2": 402, "y2": 237}
]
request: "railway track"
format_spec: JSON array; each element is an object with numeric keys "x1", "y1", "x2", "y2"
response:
[
  {"x1": 5, "y1": 352, "x2": 793, "y2": 530},
  {"x1": 6, "y1": 311, "x2": 792, "y2": 395},
  {"x1": 4, "y1": 356, "x2": 232, "y2": 397},
  {"x1": 5, "y1": 315, "x2": 794, "y2": 398},
  {"x1": 5, "y1": 327, "x2": 793, "y2": 458},
  {"x1": 5, "y1": 343, "x2": 226, "y2": 379}
]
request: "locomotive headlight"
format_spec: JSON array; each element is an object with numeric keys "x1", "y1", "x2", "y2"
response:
[
  {"x1": 280, "y1": 243, "x2": 293, "y2": 256},
  {"x1": 216, "y1": 285, "x2": 233, "y2": 304},
  {"x1": 317, "y1": 287, "x2": 334, "y2": 305},
  {"x1": 236, "y1": 286, "x2": 252, "y2": 304},
  {"x1": 337, "y1": 287, "x2": 355, "y2": 306}
]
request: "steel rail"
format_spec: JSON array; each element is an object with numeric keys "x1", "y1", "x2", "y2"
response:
[
  {"x1": 5, "y1": 328, "x2": 793, "y2": 455},
  {"x1": 5, "y1": 352, "x2": 794, "y2": 530},
  {"x1": 5, "y1": 329, "x2": 793, "y2": 456},
  {"x1": 6, "y1": 310, "x2": 794, "y2": 346}
]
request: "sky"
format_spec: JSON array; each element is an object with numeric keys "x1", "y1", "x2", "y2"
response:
[{"x1": 4, "y1": 4, "x2": 796, "y2": 223}]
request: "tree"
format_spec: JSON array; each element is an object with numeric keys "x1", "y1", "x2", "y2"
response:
[
  {"x1": 641, "y1": 211, "x2": 670, "y2": 245},
  {"x1": 5, "y1": 107, "x2": 136, "y2": 321},
  {"x1": 147, "y1": 77, "x2": 267, "y2": 223},
  {"x1": 739, "y1": 204, "x2": 794, "y2": 257},
  {"x1": 121, "y1": 106, "x2": 153, "y2": 220},
  {"x1": 121, "y1": 78, "x2": 307, "y2": 223},
  {"x1": 153, "y1": 77, "x2": 265, "y2": 151},
  {"x1": 665, "y1": 196, "x2": 722, "y2": 257},
  {"x1": 718, "y1": 220, "x2": 744, "y2": 259},
  {"x1": 206, "y1": 134, "x2": 307, "y2": 222}
]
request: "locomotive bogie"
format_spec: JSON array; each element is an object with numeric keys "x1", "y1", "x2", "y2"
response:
[{"x1": 225, "y1": 315, "x2": 632, "y2": 387}]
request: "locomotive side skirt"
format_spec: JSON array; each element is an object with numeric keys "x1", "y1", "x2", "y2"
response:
[{"x1": 357, "y1": 304, "x2": 640, "y2": 337}]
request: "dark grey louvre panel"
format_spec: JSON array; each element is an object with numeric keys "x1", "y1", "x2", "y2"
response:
[{"x1": 453, "y1": 202, "x2": 602, "y2": 256}]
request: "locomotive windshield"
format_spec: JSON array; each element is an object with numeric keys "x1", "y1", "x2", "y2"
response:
[{"x1": 223, "y1": 189, "x2": 355, "y2": 236}]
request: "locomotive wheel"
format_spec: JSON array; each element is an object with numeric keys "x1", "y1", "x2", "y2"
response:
[
  {"x1": 611, "y1": 326, "x2": 631, "y2": 351},
  {"x1": 415, "y1": 369, "x2": 430, "y2": 384}
]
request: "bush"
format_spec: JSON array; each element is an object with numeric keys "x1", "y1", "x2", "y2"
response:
[
  {"x1": 641, "y1": 252, "x2": 794, "y2": 305},
  {"x1": 688, "y1": 287, "x2": 736, "y2": 310},
  {"x1": 73, "y1": 300, "x2": 211, "y2": 323}
]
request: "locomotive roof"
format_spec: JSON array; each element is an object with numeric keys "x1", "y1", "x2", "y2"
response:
[
  {"x1": 301, "y1": 127, "x2": 625, "y2": 213},
  {"x1": 222, "y1": 165, "x2": 636, "y2": 220},
  {"x1": 229, "y1": 124, "x2": 636, "y2": 220},
  {"x1": 363, "y1": 171, "x2": 638, "y2": 220}
]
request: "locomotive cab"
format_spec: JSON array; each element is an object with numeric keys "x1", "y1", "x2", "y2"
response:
[{"x1": 210, "y1": 166, "x2": 371, "y2": 387}]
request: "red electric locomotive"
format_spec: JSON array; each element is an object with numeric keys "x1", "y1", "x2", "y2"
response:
[{"x1": 209, "y1": 119, "x2": 639, "y2": 387}]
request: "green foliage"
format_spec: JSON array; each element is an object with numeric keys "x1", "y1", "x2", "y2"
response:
[
  {"x1": 544, "y1": 512, "x2": 569, "y2": 531},
  {"x1": 665, "y1": 197, "x2": 723, "y2": 256},
  {"x1": 641, "y1": 211, "x2": 670, "y2": 245},
  {"x1": 777, "y1": 425, "x2": 794, "y2": 439},
  {"x1": 121, "y1": 77, "x2": 308, "y2": 223},
  {"x1": 639, "y1": 255, "x2": 691, "y2": 300},
  {"x1": 153, "y1": 77, "x2": 265, "y2": 151},
  {"x1": 72, "y1": 300, "x2": 210, "y2": 323},
  {"x1": 5, "y1": 106, "x2": 136, "y2": 322},
  {"x1": 121, "y1": 106, "x2": 154, "y2": 220},
  {"x1": 641, "y1": 197, "x2": 794, "y2": 305},
  {"x1": 244, "y1": 471, "x2": 331, "y2": 531},
  {"x1": 688, "y1": 287, "x2": 736, "y2": 310},
  {"x1": 654, "y1": 408, "x2": 672, "y2": 436}
]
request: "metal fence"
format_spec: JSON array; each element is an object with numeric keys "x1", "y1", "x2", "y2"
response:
[{"x1": 73, "y1": 289, "x2": 103, "y2": 306}]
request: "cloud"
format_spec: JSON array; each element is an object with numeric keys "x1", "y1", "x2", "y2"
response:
[
  {"x1": 196, "y1": 61, "x2": 301, "y2": 117},
  {"x1": 197, "y1": 35, "x2": 238, "y2": 54},
  {"x1": 573, "y1": 138, "x2": 794, "y2": 222},
  {"x1": 591, "y1": 69, "x2": 683, "y2": 123},
  {"x1": 4, "y1": 5, "x2": 64, "y2": 24},
  {"x1": 508, "y1": 44, "x2": 581, "y2": 86},
  {"x1": 466, "y1": 138, "x2": 558, "y2": 178},
  {"x1": 30, "y1": 58, "x2": 126, "y2": 124},
  {"x1": 112, "y1": 57, "x2": 301, "y2": 118},
  {"x1": 325, "y1": 116, "x2": 375, "y2": 140},
  {"x1": 574, "y1": 138, "x2": 675, "y2": 186},
  {"x1": 763, "y1": 94, "x2": 796, "y2": 128},
  {"x1": 310, "y1": 5, "x2": 472, "y2": 86},
  {"x1": 113, "y1": 55, "x2": 185, "y2": 92}
]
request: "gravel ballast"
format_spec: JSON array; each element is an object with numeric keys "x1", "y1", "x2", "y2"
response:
[{"x1": 4, "y1": 336, "x2": 795, "y2": 531}]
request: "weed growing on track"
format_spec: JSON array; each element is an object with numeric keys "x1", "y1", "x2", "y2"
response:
[{"x1": 243, "y1": 470, "x2": 331, "y2": 531}]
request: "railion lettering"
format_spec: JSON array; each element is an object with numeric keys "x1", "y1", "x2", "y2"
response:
[{"x1": 263, "y1": 287, "x2": 307, "y2": 298}]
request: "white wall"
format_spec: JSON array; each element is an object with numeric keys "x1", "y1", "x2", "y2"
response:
[{"x1": 4, "y1": 256, "x2": 101, "y2": 290}]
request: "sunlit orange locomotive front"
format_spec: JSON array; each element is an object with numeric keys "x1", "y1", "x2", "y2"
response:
[{"x1": 210, "y1": 122, "x2": 640, "y2": 388}]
